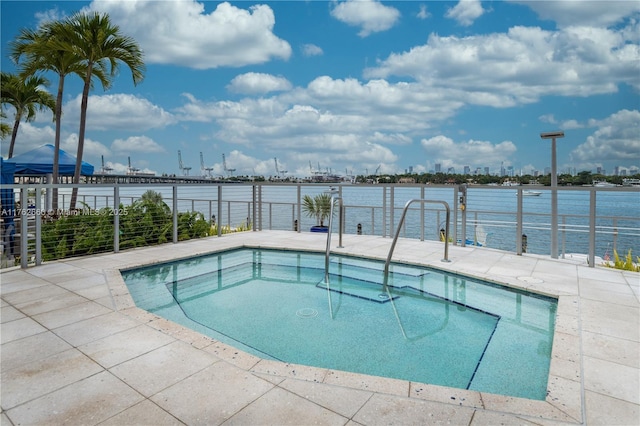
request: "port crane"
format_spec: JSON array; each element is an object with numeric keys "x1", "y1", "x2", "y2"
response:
[
  {"x1": 200, "y1": 152, "x2": 214, "y2": 177},
  {"x1": 100, "y1": 155, "x2": 113, "y2": 174},
  {"x1": 178, "y1": 150, "x2": 191, "y2": 176},
  {"x1": 127, "y1": 156, "x2": 140, "y2": 175},
  {"x1": 222, "y1": 153, "x2": 235, "y2": 177},
  {"x1": 274, "y1": 157, "x2": 287, "y2": 178}
]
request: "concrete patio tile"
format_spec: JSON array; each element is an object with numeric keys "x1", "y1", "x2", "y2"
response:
[
  {"x1": 1, "y1": 316, "x2": 47, "y2": 344},
  {"x1": 14, "y1": 290, "x2": 89, "y2": 316},
  {"x1": 278, "y1": 377, "x2": 373, "y2": 419},
  {"x1": 1, "y1": 330, "x2": 72, "y2": 371},
  {"x1": 2, "y1": 282, "x2": 70, "y2": 306},
  {"x1": 4, "y1": 371, "x2": 144, "y2": 425},
  {"x1": 32, "y1": 299, "x2": 113, "y2": 329},
  {"x1": 0, "y1": 304, "x2": 25, "y2": 323},
  {"x1": 78, "y1": 323, "x2": 176, "y2": 369},
  {"x1": 251, "y1": 359, "x2": 328, "y2": 383},
  {"x1": 100, "y1": 399, "x2": 185, "y2": 426},
  {"x1": 56, "y1": 271, "x2": 107, "y2": 292},
  {"x1": 53, "y1": 310, "x2": 140, "y2": 346},
  {"x1": 0, "y1": 269, "x2": 32, "y2": 285},
  {"x1": 73, "y1": 282, "x2": 112, "y2": 300},
  {"x1": 583, "y1": 356, "x2": 639, "y2": 405},
  {"x1": 582, "y1": 330, "x2": 640, "y2": 369},
  {"x1": 225, "y1": 386, "x2": 349, "y2": 426},
  {"x1": 150, "y1": 362, "x2": 275, "y2": 425},
  {"x1": 480, "y1": 393, "x2": 575, "y2": 423},
  {"x1": 110, "y1": 340, "x2": 219, "y2": 397},
  {"x1": 470, "y1": 410, "x2": 541, "y2": 425},
  {"x1": 584, "y1": 390, "x2": 640, "y2": 426},
  {"x1": 546, "y1": 374, "x2": 583, "y2": 422},
  {"x1": 353, "y1": 392, "x2": 475, "y2": 425},
  {"x1": 580, "y1": 299, "x2": 640, "y2": 342},
  {"x1": 203, "y1": 340, "x2": 262, "y2": 370},
  {"x1": 24, "y1": 261, "x2": 78, "y2": 278},
  {"x1": 0, "y1": 348, "x2": 103, "y2": 409},
  {"x1": 410, "y1": 382, "x2": 484, "y2": 409},
  {"x1": 323, "y1": 369, "x2": 409, "y2": 397},
  {"x1": 42, "y1": 267, "x2": 101, "y2": 285}
]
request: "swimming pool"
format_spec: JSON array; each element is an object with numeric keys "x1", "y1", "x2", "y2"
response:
[{"x1": 122, "y1": 248, "x2": 557, "y2": 400}]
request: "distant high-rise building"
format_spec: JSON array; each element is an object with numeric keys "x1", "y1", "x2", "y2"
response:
[
  {"x1": 408, "y1": 166, "x2": 413, "y2": 174},
  {"x1": 484, "y1": 167, "x2": 490, "y2": 175},
  {"x1": 447, "y1": 167, "x2": 455, "y2": 174},
  {"x1": 507, "y1": 166, "x2": 514, "y2": 177},
  {"x1": 435, "y1": 163, "x2": 441, "y2": 173},
  {"x1": 596, "y1": 166, "x2": 603, "y2": 174},
  {"x1": 463, "y1": 165, "x2": 470, "y2": 175},
  {"x1": 614, "y1": 166, "x2": 620, "y2": 176}
]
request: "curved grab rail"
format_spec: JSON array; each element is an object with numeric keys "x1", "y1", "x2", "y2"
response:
[
  {"x1": 382, "y1": 199, "x2": 450, "y2": 293},
  {"x1": 324, "y1": 193, "x2": 343, "y2": 284}
]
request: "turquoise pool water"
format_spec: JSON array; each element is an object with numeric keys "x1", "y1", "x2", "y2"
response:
[{"x1": 122, "y1": 248, "x2": 557, "y2": 400}]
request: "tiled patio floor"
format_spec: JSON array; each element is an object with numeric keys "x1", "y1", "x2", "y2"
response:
[{"x1": 1, "y1": 231, "x2": 638, "y2": 425}]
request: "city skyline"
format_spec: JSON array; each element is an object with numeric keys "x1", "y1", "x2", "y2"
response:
[{"x1": 1, "y1": 0, "x2": 639, "y2": 178}]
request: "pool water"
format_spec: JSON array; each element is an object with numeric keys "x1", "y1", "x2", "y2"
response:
[{"x1": 122, "y1": 248, "x2": 557, "y2": 400}]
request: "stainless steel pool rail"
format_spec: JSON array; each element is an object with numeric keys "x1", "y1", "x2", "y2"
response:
[
  {"x1": 382, "y1": 199, "x2": 451, "y2": 293},
  {"x1": 323, "y1": 190, "x2": 343, "y2": 319}
]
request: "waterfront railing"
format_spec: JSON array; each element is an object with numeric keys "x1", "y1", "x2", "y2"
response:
[{"x1": 1, "y1": 182, "x2": 638, "y2": 269}]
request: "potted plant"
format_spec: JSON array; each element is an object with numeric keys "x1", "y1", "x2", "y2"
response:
[{"x1": 302, "y1": 193, "x2": 335, "y2": 232}]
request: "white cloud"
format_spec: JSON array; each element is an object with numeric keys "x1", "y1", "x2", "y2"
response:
[
  {"x1": 87, "y1": 0, "x2": 292, "y2": 69},
  {"x1": 111, "y1": 135, "x2": 166, "y2": 153},
  {"x1": 445, "y1": 0, "x2": 485, "y2": 27},
  {"x1": 64, "y1": 94, "x2": 176, "y2": 131},
  {"x1": 331, "y1": 0, "x2": 401, "y2": 37},
  {"x1": 417, "y1": 4, "x2": 431, "y2": 20},
  {"x1": 365, "y1": 25, "x2": 640, "y2": 105},
  {"x1": 512, "y1": 0, "x2": 640, "y2": 28},
  {"x1": 570, "y1": 109, "x2": 640, "y2": 165},
  {"x1": 421, "y1": 135, "x2": 517, "y2": 171},
  {"x1": 227, "y1": 73, "x2": 293, "y2": 95},
  {"x1": 61, "y1": 133, "x2": 111, "y2": 159},
  {"x1": 302, "y1": 44, "x2": 323, "y2": 57}
]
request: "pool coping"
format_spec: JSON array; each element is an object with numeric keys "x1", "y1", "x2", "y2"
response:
[{"x1": 105, "y1": 233, "x2": 584, "y2": 424}]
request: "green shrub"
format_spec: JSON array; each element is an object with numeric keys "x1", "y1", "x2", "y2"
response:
[{"x1": 603, "y1": 249, "x2": 640, "y2": 272}]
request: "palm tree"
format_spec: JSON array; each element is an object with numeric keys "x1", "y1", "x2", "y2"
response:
[
  {"x1": 1, "y1": 72, "x2": 55, "y2": 158},
  {"x1": 64, "y1": 12, "x2": 145, "y2": 210},
  {"x1": 302, "y1": 193, "x2": 335, "y2": 228},
  {"x1": 0, "y1": 109, "x2": 11, "y2": 140},
  {"x1": 9, "y1": 22, "x2": 95, "y2": 209}
]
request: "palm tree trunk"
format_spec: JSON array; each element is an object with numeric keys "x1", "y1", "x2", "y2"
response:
[
  {"x1": 69, "y1": 65, "x2": 92, "y2": 210},
  {"x1": 8, "y1": 114, "x2": 21, "y2": 158},
  {"x1": 52, "y1": 74, "x2": 65, "y2": 211}
]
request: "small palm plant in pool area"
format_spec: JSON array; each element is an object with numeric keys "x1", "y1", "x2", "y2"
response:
[{"x1": 302, "y1": 193, "x2": 336, "y2": 232}]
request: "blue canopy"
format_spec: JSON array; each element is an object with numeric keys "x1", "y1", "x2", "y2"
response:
[{"x1": 5, "y1": 144, "x2": 94, "y2": 176}]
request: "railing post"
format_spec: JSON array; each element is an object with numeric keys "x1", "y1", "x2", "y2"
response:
[
  {"x1": 588, "y1": 189, "x2": 596, "y2": 268},
  {"x1": 217, "y1": 185, "x2": 222, "y2": 237},
  {"x1": 114, "y1": 185, "x2": 120, "y2": 253},
  {"x1": 19, "y1": 187, "x2": 28, "y2": 268},
  {"x1": 173, "y1": 185, "x2": 178, "y2": 243},
  {"x1": 382, "y1": 186, "x2": 387, "y2": 237},
  {"x1": 420, "y1": 186, "x2": 425, "y2": 241},
  {"x1": 35, "y1": 185, "x2": 42, "y2": 265},
  {"x1": 252, "y1": 185, "x2": 257, "y2": 232},
  {"x1": 297, "y1": 184, "x2": 301, "y2": 233},
  {"x1": 516, "y1": 188, "x2": 523, "y2": 255}
]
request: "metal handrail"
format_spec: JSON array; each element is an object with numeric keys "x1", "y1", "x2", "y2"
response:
[
  {"x1": 323, "y1": 192, "x2": 343, "y2": 284},
  {"x1": 382, "y1": 199, "x2": 451, "y2": 293}
]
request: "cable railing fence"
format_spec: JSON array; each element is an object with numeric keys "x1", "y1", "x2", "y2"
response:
[{"x1": 1, "y1": 182, "x2": 638, "y2": 269}]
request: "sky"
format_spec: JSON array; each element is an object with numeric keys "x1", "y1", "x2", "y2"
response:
[{"x1": 1, "y1": 0, "x2": 639, "y2": 179}]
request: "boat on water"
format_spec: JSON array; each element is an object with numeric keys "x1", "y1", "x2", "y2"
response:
[
  {"x1": 592, "y1": 180, "x2": 617, "y2": 187},
  {"x1": 523, "y1": 190, "x2": 542, "y2": 196},
  {"x1": 622, "y1": 178, "x2": 640, "y2": 187}
]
